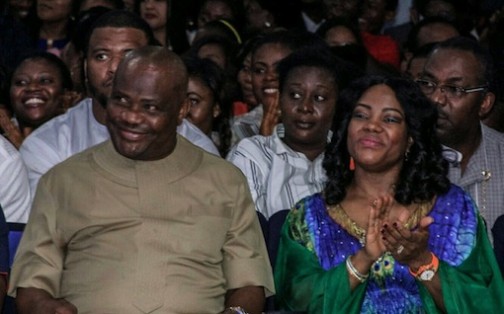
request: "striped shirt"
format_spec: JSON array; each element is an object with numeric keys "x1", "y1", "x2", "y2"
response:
[
  {"x1": 444, "y1": 124, "x2": 504, "y2": 244},
  {"x1": 227, "y1": 124, "x2": 327, "y2": 219}
]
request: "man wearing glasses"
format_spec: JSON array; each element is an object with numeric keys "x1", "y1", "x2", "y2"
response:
[{"x1": 417, "y1": 36, "x2": 504, "y2": 245}]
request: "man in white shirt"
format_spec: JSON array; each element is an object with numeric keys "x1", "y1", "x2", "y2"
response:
[
  {"x1": 0, "y1": 135, "x2": 30, "y2": 223},
  {"x1": 21, "y1": 10, "x2": 218, "y2": 196}
]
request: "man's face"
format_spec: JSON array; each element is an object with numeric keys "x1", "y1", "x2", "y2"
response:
[
  {"x1": 324, "y1": 0, "x2": 361, "y2": 20},
  {"x1": 85, "y1": 27, "x2": 148, "y2": 107},
  {"x1": 197, "y1": 0, "x2": 234, "y2": 28},
  {"x1": 421, "y1": 48, "x2": 487, "y2": 148},
  {"x1": 416, "y1": 22, "x2": 459, "y2": 48},
  {"x1": 106, "y1": 62, "x2": 186, "y2": 160}
]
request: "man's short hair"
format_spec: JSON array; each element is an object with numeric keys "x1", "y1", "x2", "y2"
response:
[
  {"x1": 406, "y1": 16, "x2": 460, "y2": 52},
  {"x1": 430, "y1": 36, "x2": 495, "y2": 92},
  {"x1": 84, "y1": 10, "x2": 158, "y2": 56}
]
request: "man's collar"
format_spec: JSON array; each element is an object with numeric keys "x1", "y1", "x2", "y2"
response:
[{"x1": 442, "y1": 145, "x2": 463, "y2": 166}]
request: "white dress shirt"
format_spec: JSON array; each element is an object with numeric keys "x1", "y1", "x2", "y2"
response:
[{"x1": 0, "y1": 135, "x2": 30, "y2": 223}]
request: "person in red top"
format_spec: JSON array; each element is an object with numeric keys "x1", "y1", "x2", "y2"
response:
[{"x1": 359, "y1": 0, "x2": 401, "y2": 69}]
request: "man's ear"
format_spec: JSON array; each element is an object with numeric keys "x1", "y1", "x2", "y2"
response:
[
  {"x1": 479, "y1": 91, "x2": 496, "y2": 118},
  {"x1": 177, "y1": 97, "x2": 190, "y2": 125}
]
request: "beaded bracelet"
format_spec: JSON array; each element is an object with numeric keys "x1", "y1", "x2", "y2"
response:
[{"x1": 346, "y1": 256, "x2": 369, "y2": 283}]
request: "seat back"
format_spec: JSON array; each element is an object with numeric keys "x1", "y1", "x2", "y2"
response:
[
  {"x1": 257, "y1": 211, "x2": 269, "y2": 245},
  {"x1": 267, "y1": 209, "x2": 290, "y2": 270},
  {"x1": 7, "y1": 222, "x2": 25, "y2": 267}
]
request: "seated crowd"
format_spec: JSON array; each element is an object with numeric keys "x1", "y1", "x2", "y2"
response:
[{"x1": 0, "y1": 0, "x2": 504, "y2": 313}]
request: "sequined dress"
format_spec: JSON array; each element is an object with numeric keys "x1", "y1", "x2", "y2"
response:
[{"x1": 274, "y1": 185, "x2": 504, "y2": 313}]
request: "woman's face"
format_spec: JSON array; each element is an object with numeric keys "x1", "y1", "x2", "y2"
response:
[
  {"x1": 10, "y1": 59, "x2": 65, "y2": 127},
  {"x1": 347, "y1": 84, "x2": 410, "y2": 172},
  {"x1": 37, "y1": 0, "x2": 72, "y2": 23},
  {"x1": 186, "y1": 77, "x2": 219, "y2": 135},
  {"x1": 251, "y1": 43, "x2": 292, "y2": 108},
  {"x1": 280, "y1": 66, "x2": 337, "y2": 152},
  {"x1": 140, "y1": 0, "x2": 168, "y2": 31},
  {"x1": 237, "y1": 52, "x2": 257, "y2": 107}
]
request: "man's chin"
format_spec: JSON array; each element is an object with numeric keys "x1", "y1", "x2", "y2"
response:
[
  {"x1": 89, "y1": 87, "x2": 110, "y2": 108},
  {"x1": 109, "y1": 137, "x2": 144, "y2": 160}
]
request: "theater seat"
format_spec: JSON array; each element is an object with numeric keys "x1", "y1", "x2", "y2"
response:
[
  {"x1": 7, "y1": 222, "x2": 25, "y2": 267},
  {"x1": 267, "y1": 209, "x2": 290, "y2": 270}
]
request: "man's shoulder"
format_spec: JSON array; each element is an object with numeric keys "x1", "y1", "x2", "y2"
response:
[
  {"x1": 22, "y1": 99, "x2": 92, "y2": 146},
  {"x1": 182, "y1": 138, "x2": 247, "y2": 182},
  {"x1": 483, "y1": 124, "x2": 504, "y2": 145},
  {"x1": 42, "y1": 141, "x2": 104, "y2": 179}
]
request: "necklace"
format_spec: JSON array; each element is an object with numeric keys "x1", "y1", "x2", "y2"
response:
[{"x1": 327, "y1": 201, "x2": 433, "y2": 246}]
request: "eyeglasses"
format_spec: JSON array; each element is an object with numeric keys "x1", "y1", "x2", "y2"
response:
[{"x1": 415, "y1": 79, "x2": 488, "y2": 100}]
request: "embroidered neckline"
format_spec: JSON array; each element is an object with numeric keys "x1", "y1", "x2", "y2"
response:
[{"x1": 327, "y1": 200, "x2": 434, "y2": 245}]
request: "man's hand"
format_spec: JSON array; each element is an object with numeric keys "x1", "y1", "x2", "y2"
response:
[
  {"x1": 16, "y1": 287, "x2": 77, "y2": 314},
  {"x1": 225, "y1": 286, "x2": 264, "y2": 314}
]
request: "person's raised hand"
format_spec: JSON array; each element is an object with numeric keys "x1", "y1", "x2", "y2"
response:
[
  {"x1": 259, "y1": 92, "x2": 280, "y2": 136},
  {"x1": 364, "y1": 195, "x2": 393, "y2": 261},
  {"x1": 382, "y1": 214, "x2": 433, "y2": 267},
  {"x1": 0, "y1": 106, "x2": 24, "y2": 149}
]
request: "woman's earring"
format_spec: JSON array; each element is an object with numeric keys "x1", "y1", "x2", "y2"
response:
[{"x1": 349, "y1": 157, "x2": 355, "y2": 170}]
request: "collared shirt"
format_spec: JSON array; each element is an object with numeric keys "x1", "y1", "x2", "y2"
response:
[
  {"x1": 444, "y1": 124, "x2": 504, "y2": 243},
  {"x1": 231, "y1": 105, "x2": 263, "y2": 146},
  {"x1": 301, "y1": 11, "x2": 325, "y2": 33},
  {"x1": 20, "y1": 98, "x2": 219, "y2": 197},
  {"x1": 227, "y1": 124, "x2": 327, "y2": 219},
  {"x1": 0, "y1": 135, "x2": 30, "y2": 223}
]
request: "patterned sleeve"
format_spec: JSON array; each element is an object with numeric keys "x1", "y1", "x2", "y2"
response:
[{"x1": 274, "y1": 196, "x2": 367, "y2": 314}]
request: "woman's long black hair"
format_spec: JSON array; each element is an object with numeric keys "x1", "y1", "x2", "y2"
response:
[{"x1": 324, "y1": 75, "x2": 450, "y2": 205}]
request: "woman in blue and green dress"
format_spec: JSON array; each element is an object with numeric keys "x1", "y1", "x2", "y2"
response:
[{"x1": 274, "y1": 75, "x2": 504, "y2": 313}]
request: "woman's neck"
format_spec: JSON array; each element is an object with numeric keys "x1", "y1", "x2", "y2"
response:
[
  {"x1": 348, "y1": 168, "x2": 400, "y2": 200},
  {"x1": 40, "y1": 19, "x2": 69, "y2": 40},
  {"x1": 17, "y1": 120, "x2": 35, "y2": 137},
  {"x1": 153, "y1": 28, "x2": 167, "y2": 46}
]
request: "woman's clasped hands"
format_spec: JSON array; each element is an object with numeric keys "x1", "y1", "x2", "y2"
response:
[{"x1": 364, "y1": 195, "x2": 434, "y2": 269}]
